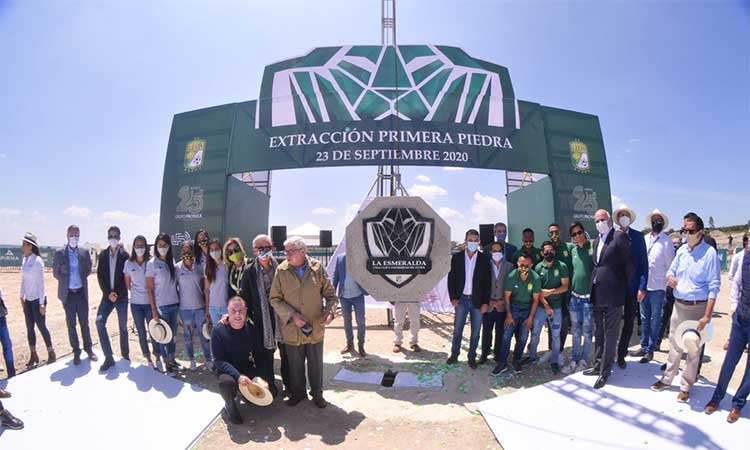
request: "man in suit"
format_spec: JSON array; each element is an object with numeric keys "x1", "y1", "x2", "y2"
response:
[
  {"x1": 447, "y1": 229, "x2": 492, "y2": 369},
  {"x1": 583, "y1": 210, "x2": 634, "y2": 389},
  {"x1": 53, "y1": 225, "x2": 97, "y2": 363},
  {"x1": 95, "y1": 226, "x2": 130, "y2": 371},
  {"x1": 484, "y1": 222, "x2": 517, "y2": 264},
  {"x1": 479, "y1": 241, "x2": 514, "y2": 364},
  {"x1": 332, "y1": 252, "x2": 368, "y2": 357}
]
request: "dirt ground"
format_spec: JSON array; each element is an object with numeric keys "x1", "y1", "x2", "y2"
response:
[{"x1": 0, "y1": 269, "x2": 745, "y2": 450}]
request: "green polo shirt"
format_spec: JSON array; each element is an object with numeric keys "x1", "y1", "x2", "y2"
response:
[
  {"x1": 553, "y1": 242, "x2": 573, "y2": 279},
  {"x1": 503, "y1": 269, "x2": 541, "y2": 309},
  {"x1": 512, "y1": 245, "x2": 542, "y2": 266},
  {"x1": 570, "y1": 241, "x2": 594, "y2": 296},
  {"x1": 534, "y1": 260, "x2": 569, "y2": 309}
]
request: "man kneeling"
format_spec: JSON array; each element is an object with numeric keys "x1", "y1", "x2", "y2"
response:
[{"x1": 212, "y1": 296, "x2": 261, "y2": 424}]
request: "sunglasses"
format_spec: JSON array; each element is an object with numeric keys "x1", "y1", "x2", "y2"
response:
[
  {"x1": 570, "y1": 230, "x2": 585, "y2": 237},
  {"x1": 255, "y1": 246, "x2": 273, "y2": 251},
  {"x1": 681, "y1": 228, "x2": 700, "y2": 235},
  {"x1": 226, "y1": 247, "x2": 241, "y2": 256}
]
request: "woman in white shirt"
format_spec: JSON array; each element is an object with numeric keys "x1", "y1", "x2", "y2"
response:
[
  {"x1": 19, "y1": 232, "x2": 55, "y2": 367},
  {"x1": 204, "y1": 239, "x2": 228, "y2": 325},
  {"x1": 124, "y1": 235, "x2": 160, "y2": 370}
]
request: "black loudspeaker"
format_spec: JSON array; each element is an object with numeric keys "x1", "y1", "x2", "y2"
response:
[
  {"x1": 319, "y1": 230, "x2": 333, "y2": 248},
  {"x1": 270, "y1": 226, "x2": 286, "y2": 251},
  {"x1": 479, "y1": 224, "x2": 494, "y2": 247}
]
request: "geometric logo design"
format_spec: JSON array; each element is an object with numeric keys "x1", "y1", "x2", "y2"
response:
[
  {"x1": 184, "y1": 137, "x2": 206, "y2": 172},
  {"x1": 572, "y1": 185, "x2": 598, "y2": 219},
  {"x1": 363, "y1": 207, "x2": 434, "y2": 287},
  {"x1": 569, "y1": 139, "x2": 590, "y2": 173},
  {"x1": 256, "y1": 45, "x2": 520, "y2": 129},
  {"x1": 171, "y1": 231, "x2": 192, "y2": 246}
]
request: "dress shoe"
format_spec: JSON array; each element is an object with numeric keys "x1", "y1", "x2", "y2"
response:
[
  {"x1": 285, "y1": 395, "x2": 306, "y2": 407},
  {"x1": 0, "y1": 388, "x2": 10, "y2": 399},
  {"x1": 468, "y1": 358, "x2": 477, "y2": 369},
  {"x1": 491, "y1": 364, "x2": 508, "y2": 376},
  {"x1": 47, "y1": 349, "x2": 56, "y2": 364},
  {"x1": 87, "y1": 351, "x2": 98, "y2": 362},
  {"x1": 703, "y1": 401, "x2": 719, "y2": 415},
  {"x1": 224, "y1": 400, "x2": 243, "y2": 424},
  {"x1": 73, "y1": 354, "x2": 81, "y2": 365},
  {"x1": 727, "y1": 408, "x2": 741, "y2": 423},
  {"x1": 341, "y1": 343, "x2": 355, "y2": 354},
  {"x1": 651, "y1": 381, "x2": 670, "y2": 392},
  {"x1": 392, "y1": 344, "x2": 402, "y2": 353},
  {"x1": 639, "y1": 352, "x2": 653, "y2": 364},
  {"x1": 99, "y1": 357, "x2": 116, "y2": 372},
  {"x1": 446, "y1": 356, "x2": 458, "y2": 365},
  {"x1": 677, "y1": 390, "x2": 690, "y2": 403},
  {"x1": 616, "y1": 358, "x2": 627, "y2": 369},
  {"x1": 583, "y1": 366, "x2": 601, "y2": 377},
  {"x1": 312, "y1": 394, "x2": 328, "y2": 409},
  {"x1": 477, "y1": 354, "x2": 489, "y2": 365},
  {"x1": 358, "y1": 344, "x2": 367, "y2": 357},
  {"x1": 629, "y1": 349, "x2": 647, "y2": 357},
  {"x1": 25, "y1": 351, "x2": 39, "y2": 368},
  {"x1": 410, "y1": 344, "x2": 422, "y2": 352},
  {"x1": 0, "y1": 408, "x2": 24, "y2": 430},
  {"x1": 594, "y1": 376, "x2": 608, "y2": 389}
]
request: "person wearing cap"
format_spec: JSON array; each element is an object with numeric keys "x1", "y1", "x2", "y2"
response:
[
  {"x1": 512, "y1": 228, "x2": 542, "y2": 266},
  {"x1": 239, "y1": 234, "x2": 286, "y2": 397},
  {"x1": 212, "y1": 296, "x2": 262, "y2": 425},
  {"x1": 483, "y1": 222, "x2": 517, "y2": 263},
  {"x1": 146, "y1": 232, "x2": 183, "y2": 376},
  {"x1": 20, "y1": 232, "x2": 55, "y2": 367},
  {"x1": 479, "y1": 241, "x2": 513, "y2": 365},
  {"x1": 0, "y1": 286, "x2": 15, "y2": 377},
  {"x1": 53, "y1": 225, "x2": 96, "y2": 364},
  {"x1": 651, "y1": 212, "x2": 721, "y2": 402},
  {"x1": 563, "y1": 222, "x2": 595, "y2": 374},
  {"x1": 332, "y1": 251, "x2": 368, "y2": 358},
  {"x1": 583, "y1": 209, "x2": 634, "y2": 389},
  {"x1": 270, "y1": 236, "x2": 338, "y2": 408},
  {"x1": 0, "y1": 388, "x2": 23, "y2": 430},
  {"x1": 176, "y1": 240, "x2": 212, "y2": 372},
  {"x1": 631, "y1": 210, "x2": 676, "y2": 363},
  {"x1": 612, "y1": 205, "x2": 648, "y2": 369},
  {"x1": 124, "y1": 235, "x2": 159, "y2": 370},
  {"x1": 703, "y1": 243, "x2": 750, "y2": 422},
  {"x1": 95, "y1": 226, "x2": 130, "y2": 371}
]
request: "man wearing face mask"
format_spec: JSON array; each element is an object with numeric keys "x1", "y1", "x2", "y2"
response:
[
  {"x1": 651, "y1": 212, "x2": 721, "y2": 403},
  {"x1": 512, "y1": 228, "x2": 542, "y2": 266},
  {"x1": 612, "y1": 205, "x2": 648, "y2": 369},
  {"x1": 479, "y1": 241, "x2": 513, "y2": 364},
  {"x1": 95, "y1": 226, "x2": 130, "y2": 371},
  {"x1": 53, "y1": 225, "x2": 97, "y2": 363},
  {"x1": 631, "y1": 210, "x2": 675, "y2": 364},
  {"x1": 447, "y1": 229, "x2": 492, "y2": 369},
  {"x1": 484, "y1": 222, "x2": 517, "y2": 263},
  {"x1": 583, "y1": 210, "x2": 634, "y2": 389}
]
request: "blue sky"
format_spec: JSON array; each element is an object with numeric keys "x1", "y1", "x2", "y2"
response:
[{"x1": 1, "y1": 0, "x2": 748, "y2": 246}]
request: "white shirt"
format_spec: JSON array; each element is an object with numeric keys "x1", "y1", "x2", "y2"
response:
[
  {"x1": 645, "y1": 231, "x2": 676, "y2": 291},
  {"x1": 21, "y1": 254, "x2": 46, "y2": 304},
  {"x1": 463, "y1": 250, "x2": 477, "y2": 296},
  {"x1": 729, "y1": 250, "x2": 745, "y2": 313},
  {"x1": 596, "y1": 233, "x2": 606, "y2": 264},
  {"x1": 124, "y1": 259, "x2": 149, "y2": 305},
  {"x1": 729, "y1": 248, "x2": 743, "y2": 283}
]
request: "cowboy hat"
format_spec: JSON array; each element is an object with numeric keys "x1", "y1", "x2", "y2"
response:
[
  {"x1": 239, "y1": 377, "x2": 273, "y2": 406},
  {"x1": 646, "y1": 209, "x2": 669, "y2": 230},
  {"x1": 674, "y1": 320, "x2": 714, "y2": 353},
  {"x1": 202, "y1": 320, "x2": 213, "y2": 341},
  {"x1": 22, "y1": 232, "x2": 39, "y2": 248},
  {"x1": 148, "y1": 318, "x2": 173, "y2": 345},
  {"x1": 613, "y1": 204, "x2": 637, "y2": 224}
]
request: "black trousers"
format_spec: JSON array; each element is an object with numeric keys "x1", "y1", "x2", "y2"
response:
[
  {"x1": 594, "y1": 304, "x2": 623, "y2": 376},
  {"x1": 481, "y1": 309, "x2": 507, "y2": 358},
  {"x1": 285, "y1": 341, "x2": 324, "y2": 398},
  {"x1": 63, "y1": 289, "x2": 93, "y2": 356},
  {"x1": 218, "y1": 372, "x2": 258, "y2": 405},
  {"x1": 22, "y1": 299, "x2": 52, "y2": 349},
  {"x1": 617, "y1": 292, "x2": 637, "y2": 360}
]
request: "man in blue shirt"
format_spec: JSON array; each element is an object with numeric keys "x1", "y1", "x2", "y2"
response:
[
  {"x1": 651, "y1": 212, "x2": 720, "y2": 403},
  {"x1": 332, "y1": 253, "x2": 368, "y2": 357}
]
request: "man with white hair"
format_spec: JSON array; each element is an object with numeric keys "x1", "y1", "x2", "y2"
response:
[{"x1": 270, "y1": 237, "x2": 338, "y2": 408}]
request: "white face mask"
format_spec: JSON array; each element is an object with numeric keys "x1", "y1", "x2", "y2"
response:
[
  {"x1": 109, "y1": 239, "x2": 119, "y2": 249},
  {"x1": 157, "y1": 247, "x2": 169, "y2": 257},
  {"x1": 209, "y1": 250, "x2": 222, "y2": 261},
  {"x1": 618, "y1": 215, "x2": 631, "y2": 229},
  {"x1": 596, "y1": 220, "x2": 611, "y2": 236},
  {"x1": 134, "y1": 248, "x2": 146, "y2": 257},
  {"x1": 491, "y1": 252, "x2": 503, "y2": 262},
  {"x1": 68, "y1": 237, "x2": 79, "y2": 248}
]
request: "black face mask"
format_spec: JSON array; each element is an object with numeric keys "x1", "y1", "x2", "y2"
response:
[
  {"x1": 652, "y1": 220, "x2": 664, "y2": 233},
  {"x1": 543, "y1": 253, "x2": 555, "y2": 262}
]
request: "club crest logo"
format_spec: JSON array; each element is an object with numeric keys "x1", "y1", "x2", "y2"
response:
[
  {"x1": 184, "y1": 138, "x2": 206, "y2": 172},
  {"x1": 569, "y1": 139, "x2": 590, "y2": 173},
  {"x1": 363, "y1": 207, "x2": 434, "y2": 287}
]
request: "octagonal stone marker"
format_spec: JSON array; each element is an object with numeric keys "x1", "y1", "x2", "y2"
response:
[{"x1": 346, "y1": 196, "x2": 451, "y2": 302}]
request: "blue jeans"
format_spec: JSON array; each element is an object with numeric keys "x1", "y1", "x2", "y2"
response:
[
  {"x1": 208, "y1": 306, "x2": 227, "y2": 326},
  {"x1": 95, "y1": 297, "x2": 129, "y2": 360},
  {"x1": 131, "y1": 303, "x2": 159, "y2": 358},
  {"x1": 527, "y1": 307, "x2": 549, "y2": 360},
  {"x1": 711, "y1": 312, "x2": 750, "y2": 410},
  {"x1": 569, "y1": 294, "x2": 594, "y2": 363},
  {"x1": 450, "y1": 295, "x2": 483, "y2": 360},
  {"x1": 639, "y1": 290, "x2": 666, "y2": 353},
  {"x1": 0, "y1": 316, "x2": 15, "y2": 377},
  {"x1": 157, "y1": 303, "x2": 180, "y2": 358},
  {"x1": 180, "y1": 308, "x2": 212, "y2": 361},
  {"x1": 481, "y1": 309, "x2": 507, "y2": 358},
  {"x1": 499, "y1": 305, "x2": 531, "y2": 364},
  {"x1": 340, "y1": 295, "x2": 366, "y2": 346}
]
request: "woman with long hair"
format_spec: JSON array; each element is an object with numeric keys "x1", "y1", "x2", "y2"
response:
[
  {"x1": 224, "y1": 238, "x2": 249, "y2": 299},
  {"x1": 194, "y1": 229, "x2": 210, "y2": 267},
  {"x1": 124, "y1": 235, "x2": 160, "y2": 370},
  {"x1": 146, "y1": 232, "x2": 183, "y2": 376},
  {"x1": 204, "y1": 239, "x2": 228, "y2": 325},
  {"x1": 19, "y1": 232, "x2": 54, "y2": 367},
  {"x1": 176, "y1": 240, "x2": 212, "y2": 371}
]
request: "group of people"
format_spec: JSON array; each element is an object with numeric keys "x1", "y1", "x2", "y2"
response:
[{"x1": 1, "y1": 205, "x2": 749, "y2": 430}]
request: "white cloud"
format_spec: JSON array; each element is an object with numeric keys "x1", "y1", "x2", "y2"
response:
[
  {"x1": 470, "y1": 192, "x2": 507, "y2": 223},
  {"x1": 408, "y1": 183, "x2": 447, "y2": 200},
  {"x1": 414, "y1": 174, "x2": 431, "y2": 183},
  {"x1": 627, "y1": 138, "x2": 640, "y2": 144},
  {"x1": 0, "y1": 208, "x2": 20, "y2": 218},
  {"x1": 63, "y1": 205, "x2": 92, "y2": 220},
  {"x1": 0, "y1": 153, "x2": 6, "y2": 158},
  {"x1": 438, "y1": 207, "x2": 465, "y2": 220},
  {"x1": 443, "y1": 167, "x2": 464, "y2": 172},
  {"x1": 611, "y1": 194, "x2": 624, "y2": 209},
  {"x1": 99, "y1": 210, "x2": 140, "y2": 222},
  {"x1": 312, "y1": 207, "x2": 336, "y2": 216}
]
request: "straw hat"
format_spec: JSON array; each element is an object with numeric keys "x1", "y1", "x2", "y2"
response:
[
  {"x1": 675, "y1": 320, "x2": 713, "y2": 353},
  {"x1": 22, "y1": 232, "x2": 39, "y2": 248},
  {"x1": 202, "y1": 320, "x2": 213, "y2": 341},
  {"x1": 148, "y1": 319, "x2": 173, "y2": 345},
  {"x1": 613, "y1": 204, "x2": 636, "y2": 224},
  {"x1": 646, "y1": 209, "x2": 670, "y2": 230},
  {"x1": 239, "y1": 377, "x2": 273, "y2": 406}
]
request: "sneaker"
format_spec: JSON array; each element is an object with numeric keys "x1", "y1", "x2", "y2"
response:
[
  {"x1": 551, "y1": 363, "x2": 560, "y2": 375},
  {"x1": 512, "y1": 361, "x2": 522, "y2": 374},
  {"x1": 561, "y1": 361, "x2": 577, "y2": 375},
  {"x1": 576, "y1": 360, "x2": 588, "y2": 372},
  {"x1": 630, "y1": 349, "x2": 647, "y2": 357},
  {"x1": 491, "y1": 364, "x2": 508, "y2": 376},
  {"x1": 189, "y1": 360, "x2": 197, "y2": 372}
]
